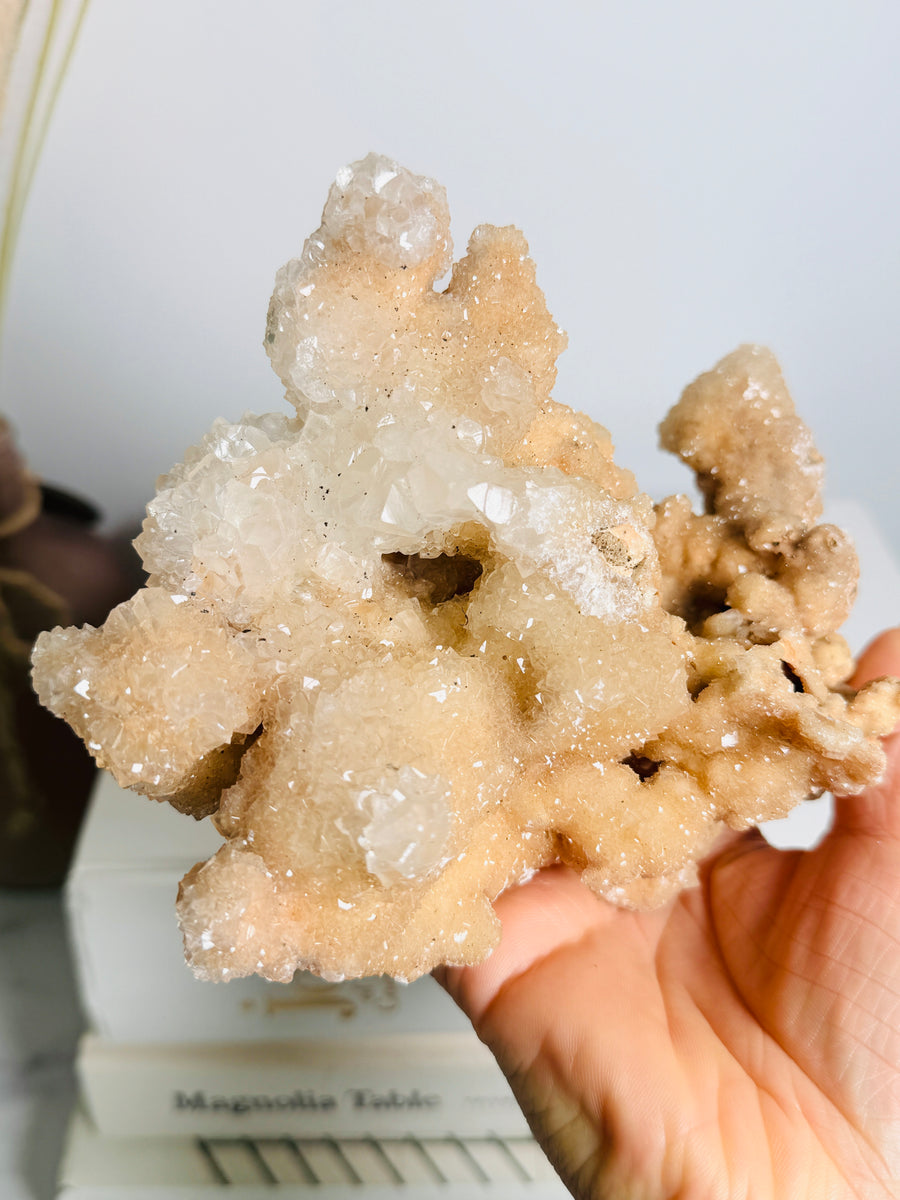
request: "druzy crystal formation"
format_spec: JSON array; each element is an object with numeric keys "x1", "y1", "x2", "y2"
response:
[{"x1": 32, "y1": 155, "x2": 900, "y2": 982}]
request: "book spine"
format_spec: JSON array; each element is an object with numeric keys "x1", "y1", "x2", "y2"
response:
[{"x1": 78, "y1": 1038, "x2": 529, "y2": 1139}]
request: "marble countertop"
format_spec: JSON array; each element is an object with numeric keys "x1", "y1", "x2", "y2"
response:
[{"x1": 0, "y1": 889, "x2": 83, "y2": 1200}]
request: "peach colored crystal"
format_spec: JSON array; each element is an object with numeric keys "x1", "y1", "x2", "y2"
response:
[{"x1": 32, "y1": 155, "x2": 900, "y2": 982}]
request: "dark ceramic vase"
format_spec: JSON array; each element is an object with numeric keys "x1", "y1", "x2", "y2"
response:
[{"x1": 0, "y1": 418, "x2": 143, "y2": 886}]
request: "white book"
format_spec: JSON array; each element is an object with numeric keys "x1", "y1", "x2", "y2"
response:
[
  {"x1": 77, "y1": 1031, "x2": 530, "y2": 1141},
  {"x1": 67, "y1": 773, "x2": 469, "y2": 1045},
  {"x1": 58, "y1": 1102, "x2": 570, "y2": 1198}
]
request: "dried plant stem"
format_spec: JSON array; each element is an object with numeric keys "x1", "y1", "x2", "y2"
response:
[{"x1": 0, "y1": 0, "x2": 90, "y2": 334}]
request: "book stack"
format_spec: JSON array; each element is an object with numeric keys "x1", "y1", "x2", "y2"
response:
[{"x1": 58, "y1": 772, "x2": 567, "y2": 1195}]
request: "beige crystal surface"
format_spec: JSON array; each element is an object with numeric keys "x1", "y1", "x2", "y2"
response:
[{"x1": 32, "y1": 154, "x2": 900, "y2": 983}]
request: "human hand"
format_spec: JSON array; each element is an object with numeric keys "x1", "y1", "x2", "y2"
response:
[{"x1": 439, "y1": 629, "x2": 900, "y2": 1199}]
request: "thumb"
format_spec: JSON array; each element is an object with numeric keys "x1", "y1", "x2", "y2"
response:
[
  {"x1": 831, "y1": 628, "x2": 900, "y2": 841},
  {"x1": 850, "y1": 627, "x2": 900, "y2": 691}
]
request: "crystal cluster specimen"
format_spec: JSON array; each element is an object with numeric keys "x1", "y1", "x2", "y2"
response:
[{"x1": 32, "y1": 155, "x2": 900, "y2": 982}]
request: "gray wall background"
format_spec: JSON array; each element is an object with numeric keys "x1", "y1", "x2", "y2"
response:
[{"x1": 2, "y1": 1, "x2": 899, "y2": 574}]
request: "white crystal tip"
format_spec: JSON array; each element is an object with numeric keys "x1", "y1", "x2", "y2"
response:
[{"x1": 322, "y1": 152, "x2": 452, "y2": 273}]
